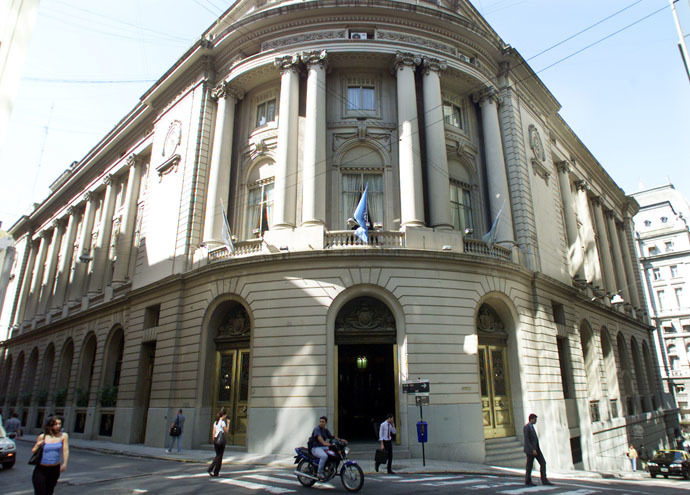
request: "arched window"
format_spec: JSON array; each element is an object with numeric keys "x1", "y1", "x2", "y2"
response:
[
  {"x1": 38, "y1": 344, "x2": 55, "y2": 406},
  {"x1": 642, "y1": 341, "x2": 659, "y2": 409},
  {"x1": 339, "y1": 145, "x2": 384, "y2": 229},
  {"x1": 0, "y1": 354, "x2": 13, "y2": 399},
  {"x1": 245, "y1": 160, "x2": 275, "y2": 238},
  {"x1": 23, "y1": 348, "x2": 39, "y2": 406},
  {"x1": 55, "y1": 339, "x2": 74, "y2": 408},
  {"x1": 630, "y1": 337, "x2": 648, "y2": 411}
]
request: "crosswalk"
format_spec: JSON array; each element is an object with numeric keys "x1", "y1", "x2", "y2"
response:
[{"x1": 163, "y1": 468, "x2": 649, "y2": 494}]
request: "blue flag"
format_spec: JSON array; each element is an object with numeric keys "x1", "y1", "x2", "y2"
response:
[
  {"x1": 353, "y1": 184, "x2": 369, "y2": 244},
  {"x1": 220, "y1": 199, "x2": 235, "y2": 254},
  {"x1": 482, "y1": 201, "x2": 504, "y2": 249}
]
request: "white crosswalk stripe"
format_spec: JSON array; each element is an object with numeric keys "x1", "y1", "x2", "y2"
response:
[
  {"x1": 554, "y1": 490, "x2": 600, "y2": 495},
  {"x1": 213, "y1": 477, "x2": 295, "y2": 493},
  {"x1": 498, "y1": 485, "x2": 559, "y2": 494},
  {"x1": 399, "y1": 475, "x2": 466, "y2": 483}
]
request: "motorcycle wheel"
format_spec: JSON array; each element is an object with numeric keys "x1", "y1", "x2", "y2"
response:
[
  {"x1": 296, "y1": 460, "x2": 317, "y2": 487},
  {"x1": 340, "y1": 464, "x2": 364, "y2": 492}
]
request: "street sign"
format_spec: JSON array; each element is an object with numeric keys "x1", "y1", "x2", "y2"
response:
[
  {"x1": 415, "y1": 395, "x2": 429, "y2": 406},
  {"x1": 402, "y1": 379, "x2": 430, "y2": 394}
]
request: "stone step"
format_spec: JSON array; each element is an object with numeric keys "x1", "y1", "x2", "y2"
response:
[{"x1": 485, "y1": 436, "x2": 525, "y2": 468}]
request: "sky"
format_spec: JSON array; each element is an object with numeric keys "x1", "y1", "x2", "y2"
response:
[{"x1": 1, "y1": 0, "x2": 688, "y2": 231}]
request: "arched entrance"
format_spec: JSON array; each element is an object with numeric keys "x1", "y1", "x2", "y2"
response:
[
  {"x1": 211, "y1": 301, "x2": 250, "y2": 446},
  {"x1": 335, "y1": 296, "x2": 396, "y2": 441},
  {"x1": 477, "y1": 303, "x2": 515, "y2": 439}
]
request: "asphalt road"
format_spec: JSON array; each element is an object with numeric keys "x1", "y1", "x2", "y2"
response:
[{"x1": 3, "y1": 442, "x2": 690, "y2": 494}]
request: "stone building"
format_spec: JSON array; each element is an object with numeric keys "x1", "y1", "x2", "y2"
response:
[
  {"x1": 0, "y1": 0, "x2": 677, "y2": 471},
  {"x1": 633, "y1": 184, "x2": 690, "y2": 427}
]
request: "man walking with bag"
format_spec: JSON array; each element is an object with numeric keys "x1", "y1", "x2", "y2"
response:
[
  {"x1": 376, "y1": 413, "x2": 396, "y2": 474},
  {"x1": 167, "y1": 409, "x2": 185, "y2": 453},
  {"x1": 524, "y1": 413, "x2": 552, "y2": 486}
]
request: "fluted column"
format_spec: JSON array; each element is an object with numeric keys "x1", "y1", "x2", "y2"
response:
[
  {"x1": 556, "y1": 162, "x2": 585, "y2": 279},
  {"x1": 112, "y1": 156, "x2": 143, "y2": 286},
  {"x1": 592, "y1": 198, "x2": 617, "y2": 297},
  {"x1": 575, "y1": 181, "x2": 602, "y2": 288},
  {"x1": 15, "y1": 238, "x2": 38, "y2": 325},
  {"x1": 89, "y1": 175, "x2": 117, "y2": 295},
  {"x1": 52, "y1": 207, "x2": 79, "y2": 311},
  {"x1": 301, "y1": 50, "x2": 328, "y2": 226},
  {"x1": 395, "y1": 52, "x2": 425, "y2": 228},
  {"x1": 422, "y1": 56, "x2": 452, "y2": 230},
  {"x1": 620, "y1": 217, "x2": 642, "y2": 309},
  {"x1": 203, "y1": 83, "x2": 241, "y2": 245},
  {"x1": 606, "y1": 211, "x2": 630, "y2": 305},
  {"x1": 272, "y1": 54, "x2": 300, "y2": 230},
  {"x1": 38, "y1": 219, "x2": 65, "y2": 315},
  {"x1": 25, "y1": 230, "x2": 50, "y2": 322},
  {"x1": 477, "y1": 88, "x2": 513, "y2": 243},
  {"x1": 70, "y1": 192, "x2": 98, "y2": 302}
]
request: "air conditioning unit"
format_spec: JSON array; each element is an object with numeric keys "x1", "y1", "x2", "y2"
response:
[{"x1": 350, "y1": 32, "x2": 368, "y2": 40}]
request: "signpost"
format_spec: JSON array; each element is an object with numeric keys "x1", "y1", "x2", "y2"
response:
[{"x1": 403, "y1": 379, "x2": 430, "y2": 466}]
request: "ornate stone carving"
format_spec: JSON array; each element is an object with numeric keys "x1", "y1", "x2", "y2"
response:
[
  {"x1": 103, "y1": 174, "x2": 114, "y2": 187},
  {"x1": 528, "y1": 125, "x2": 545, "y2": 162},
  {"x1": 66, "y1": 206, "x2": 75, "y2": 216},
  {"x1": 211, "y1": 81, "x2": 244, "y2": 101},
  {"x1": 274, "y1": 54, "x2": 301, "y2": 73},
  {"x1": 422, "y1": 56, "x2": 447, "y2": 75},
  {"x1": 84, "y1": 191, "x2": 93, "y2": 202},
  {"x1": 555, "y1": 160, "x2": 570, "y2": 174},
  {"x1": 335, "y1": 297, "x2": 395, "y2": 334},
  {"x1": 476, "y1": 304, "x2": 506, "y2": 334},
  {"x1": 472, "y1": 86, "x2": 499, "y2": 105},
  {"x1": 126, "y1": 153, "x2": 138, "y2": 168},
  {"x1": 300, "y1": 49, "x2": 328, "y2": 69},
  {"x1": 261, "y1": 30, "x2": 346, "y2": 51},
  {"x1": 393, "y1": 52, "x2": 421, "y2": 71},
  {"x1": 216, "y1": 304, "x2": 250, "y2": 339},
  {"x1": 575, "y1": 180, "x2": 589, "y2": 192},
  {"x1": 162, "y1": 120, "x2": 182, "y2": 160}
]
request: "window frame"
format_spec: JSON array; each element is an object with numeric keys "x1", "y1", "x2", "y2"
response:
[
  {"x1": 442, "y1": 101, "x2": 464, "y2": 130},
  {"x1": 449, "y1": 179, "x2": 473, "y2": 234},
  {"x1": 342, "y1": 75, "x2": 381, "y2": 119},
  {"x1": 245, "y1": 177, "x2": 274, "y2": 239},
  {"x1": 254, "y1": 97, "x2": 277, "y2": 129},
  {"x1": 339, "y1": 170, "x2": 385, "y2": 230}
]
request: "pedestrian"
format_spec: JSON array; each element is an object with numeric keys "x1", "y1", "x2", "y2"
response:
[
  {"x1": 6, "y1": 412, "x2": 21, "y2": 439},
  {"x1": 638, "y1": 445, "x2": 649, "y2": 471},
  {"x1": 376, "y1": 413, "x2": 396, "y2": 474},
  {"x1": 32, "y1": 416, "x2": 69, "y2": 495},
  {"x1": 626, "y1": 445, "x2": 638, "y2": 471},
  {"x1": 167, "y1": 409, "x2": 185, "y2": 453},
  {"x1": 207, "y1": 409, "x2": 228, "y2": 477},
  {"x1": 523, "y1": 413, "x2": 552, "y2": 486}
]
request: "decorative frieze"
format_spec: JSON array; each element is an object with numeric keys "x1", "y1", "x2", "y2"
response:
[{"x1": 261, "y1": 30, "x2": 346, "y2": 51}]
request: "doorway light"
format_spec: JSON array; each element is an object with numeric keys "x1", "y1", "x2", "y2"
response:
[{"x1": 356, "y1": 355, "x2": 368, "y2": 369}]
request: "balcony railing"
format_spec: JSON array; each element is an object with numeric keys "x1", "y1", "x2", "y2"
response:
[
  {"x1": 208, "y1": 239, "x2": 263, "y2": 261},
  {"x1": 324, "y1": 230, "x2": 405, "y2": 248},
  {"x1": 463, "y1": 238, "x2": 512, "y2": 261}
]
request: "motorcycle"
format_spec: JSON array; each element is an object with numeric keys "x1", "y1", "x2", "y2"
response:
[{"x1": 294, "y1": 438, "x2": 364, "y2": 492}]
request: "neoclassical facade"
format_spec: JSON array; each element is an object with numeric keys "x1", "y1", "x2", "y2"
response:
[{"x1": 0, "y1": 0, "x2": 678, "y2": 471}]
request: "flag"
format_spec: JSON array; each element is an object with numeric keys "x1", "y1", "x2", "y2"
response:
[
  {"x1": 220, "y1": 200, "x2": 235, "y2": 254},
  {"x1": 353, "y1": 183, "x2": 369, "y2": 244},
  {"x1": 482, "y1": 200, "x2": 504, "y2": 249}
]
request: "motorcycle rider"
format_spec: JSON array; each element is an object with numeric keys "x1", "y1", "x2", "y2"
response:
[{"x1": 309, "y1": 416, "x2": 346, "y2": 480}]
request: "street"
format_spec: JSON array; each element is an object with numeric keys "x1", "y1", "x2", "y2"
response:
[{"x1": 2, "y1": 442, "x2": 690, "y2": 495}]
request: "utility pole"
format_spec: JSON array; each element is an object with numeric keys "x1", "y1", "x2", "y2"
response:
[{"x1": 670, "y1": 0, "x2": 690, "y2": 82}]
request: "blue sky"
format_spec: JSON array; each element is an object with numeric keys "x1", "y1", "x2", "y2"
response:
[{"x1": 1, "y1": 0, "x2": 688, "y2": 228}]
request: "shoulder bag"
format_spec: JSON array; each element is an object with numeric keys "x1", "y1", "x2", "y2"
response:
[
  {"x1": 28, "y1": 442, "x2": 44, "y2": 466},
  {"x1": 213, "y1": 421, "x2": 226, "y2": 447}
]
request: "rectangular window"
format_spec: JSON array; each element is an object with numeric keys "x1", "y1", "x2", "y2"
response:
[
  {"x1": 557, "y1": 337, "x2": 574, "y2": 399},
  {"x1": 255, "y1": 99, "x2": 276, "y2": 128},
  {"x1": 341, "y1": 173, "x2": 383, "y2": 229},
  {"x1": 683, "y1": 325, "x2": 690, "y2": 333},
  {"x1": 648, "y1": 246, "x2": 659, "y2": 256},
  {"x1": 246, "y1": 180, "x2": 274, "y2": 238},
  {"x1": 347, "y1": 86, "x2": 375, "y2": 111},
  {"x1": 652, "y1": 268, "x2": 661, "y2": 280},
  {"x1": 449, "y1": 181, "x2": 472, "y2": 233},
  {"x1": 676, "y1": 288, "x2": 684, "y2": 308},
  {"x1": 144, "y1": 304, "x2": 161, "y2": 328},
  {"x1": 443, "y1": 102, "x2": 463, "y2": 129},
  {"x1": 551, "y1": 302, "x2": 566, "y2": 325},
  {"x1": 658, "y1": 290, "x2": 665, "y2": 310},
  {"x1": 665, "y1": 241, "x2": 674, "y2": 252},
  {"x1": 671, "y1": 265, "x2": 679, "y2": 278},
  {"x1": 570, "y1": 436, "x2": 583, "y2": 464}
]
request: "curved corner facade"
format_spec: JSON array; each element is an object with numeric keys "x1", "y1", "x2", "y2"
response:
[{"x1": 0, "y1": 0, "x2": 678, "y2": 472}]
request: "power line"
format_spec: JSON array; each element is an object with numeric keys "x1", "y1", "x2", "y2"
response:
[{"x1": 23, "y1": 77, "x2": 157, "y2": 84}]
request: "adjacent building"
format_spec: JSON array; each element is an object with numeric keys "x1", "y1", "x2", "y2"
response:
[
  {"x1": 633, "y1": 184, "x2": 690, "y2": 427},
  {"x1": 0, "y1": 0, "x2": 677, "y2": 471}
]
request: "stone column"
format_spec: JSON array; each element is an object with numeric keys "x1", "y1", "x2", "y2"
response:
[
  {"x1": 605, "y1": 210, "x2": 630, "y2": 305},
  {"x1": 24, "y1": 230, "x2": 50, "y2": 322},
  {"x1": 70, "y1": 192, "x2": 98, "y2": 302},
  {"x1": 112, "y1": 156, "x2": 143, "y2": 286},
  {"x1": 38, "y1": 219, "x2": 66, "y2": 315},
  {"x1": 203, "y1": 83, "x2": 241, "y2": 246},
  {"x1": 592, "y1": 197, "x2": 617, "y2": 297},
  {"x1": 52, "y1": 207, "x2": 79, "y2": 312},
  {"x1": 575, "y1": 181, "x2": 602, "y2": 288},
  {"x1": 422, "y1": 56, "x2": 452, "y2": 230},
  {"x1": 620, "y1": 218, "x2": 642, "y2": 310},
  {"x1": 272, "y1": 54, "x2": 300, "y2": 230},
  {"x1": 89, "y1": 175, "x2": 117, "y2": 295},
  {"x1": 15, "y1": 238, "x2": 38, "y2": 325},
  {"x1": 477, "y1": 88, "x2": 514, "y2": 243},
  {"x1": 395, "y1": 52, "x2": 425, "y2": 228},
  {"x1": 556, "y1": 162, "x2": 585, "y2": 279},
  {"x1": 301, "y1": 50, "x2": 328, "y2": 226}
]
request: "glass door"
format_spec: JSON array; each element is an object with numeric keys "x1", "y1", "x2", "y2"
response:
[
  {"x1": 478, "y1": 344, "x2": 515, "y2": 439},
  {"x1": 214, "y1": 349, "x2": 250, "y2": 446}
]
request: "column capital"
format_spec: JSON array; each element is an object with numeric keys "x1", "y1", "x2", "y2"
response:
[
  {"x1": 38, "y1": 229, "x2": 48, "y2": 239},
  {"x1": 472, "y1": 86, "x2": 499, "y2": 105},
  {"x1": 66, "y1": 205, "x2": 75, "y2": 216},
  {"x1": 103, "y1": 174, "x2": 114, "y2": 186},
  {"x1": 274, "y1": 54, "x2": 301, "y2": 74},
  {"x1": 555, "y1": 160, "x2": 571, "y2": 174},
  {"x1": 51, "y1": 219, "x2": 62, "y2": 230},
  {"x1": 211, "y1": 81, "x2": 244, "y2": 101},
  {"x1": 84, "y1": 191, "x2": 94, "y2": 202},
  {"x1": 591, "y1": 196, "x2": 602, "y2": 207},
  {"x1": 575, "y1": 180, "x2": 589, "y2": 192},
  {"x1": 421, "y1": 56, "x2": 447, "y2": 75},
  {"x1": 125, "y1": 153, "x2": 139, "y2": 168},
  {"x1": 393, "y1": 51, "x2": 421, "y2": 72},
  {"x1": 301, "y1": 49, "x2": 328, "y2": 69}
]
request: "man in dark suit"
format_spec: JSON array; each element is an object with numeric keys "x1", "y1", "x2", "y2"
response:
[{"x1": 523, "y1": 413, "x2": 552, "y2": 486}]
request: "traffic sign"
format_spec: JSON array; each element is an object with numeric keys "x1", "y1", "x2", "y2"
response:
[
  {"x1": 415, "y1": 395, "x2": 429, "y2": 406},
  {"x1": 402, "y1": 379, "x2": 430, "y2": 394}
]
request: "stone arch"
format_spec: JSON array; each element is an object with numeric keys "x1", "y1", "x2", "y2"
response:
[
  {"x1": 75, "y1": 332, "x2": 98, "y2": 407},
  {"x1": 616, "y1": 332, "x2": 634, "y2": 415},
  {"x1": 101, "y1": 326, "x2": 125, "y2": 404},
  {"x1": 38, "y1": 343, "x2": 55, "y2": 405},
  {"x1": 334, "y1": 139, "x2": 390, "y2": 169},
  {"x1": 599, "y1": 327, "x2": 620, "y2": 405},
  {"x1": 241, "y1": 157, "x2": 276, "y2": 239},
  {"x1": 474, "y1": 291, "x2": 525, "y2": 438},
  {"x1": 630, "y1": 337, "x2": 647, "y2": 410},
  {"x1": 55, "y1": 338, "x2": 74, "y2": 407},
  {"x1": 9, "y1": 351, "x2": 24, "y2": 405},
  {"x1": 0, "y1": 353, "x2": 12, "y2": 400}
]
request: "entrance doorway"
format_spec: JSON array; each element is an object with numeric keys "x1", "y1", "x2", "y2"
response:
[
  {"x1": 334, "y1": 296, "x2": 397, "y2": 441},
  {"x1": 338, "y1": 344, "x2": 394, "y2": 441},
  {"x1": 214, "y1": 349, "x2": 250, "y2": 446}
]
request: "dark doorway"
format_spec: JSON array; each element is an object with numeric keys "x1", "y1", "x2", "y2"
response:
[
  {"x1": 338, "y1": 344, "x2": 394, "y2": 441},
  {"x1": 134, "y1": 342, "x2": 156, "y2": 443}
]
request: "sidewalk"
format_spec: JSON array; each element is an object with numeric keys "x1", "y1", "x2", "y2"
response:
[{"x1": 16, "y1": 435, "x2": 647, "y2": 481}]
